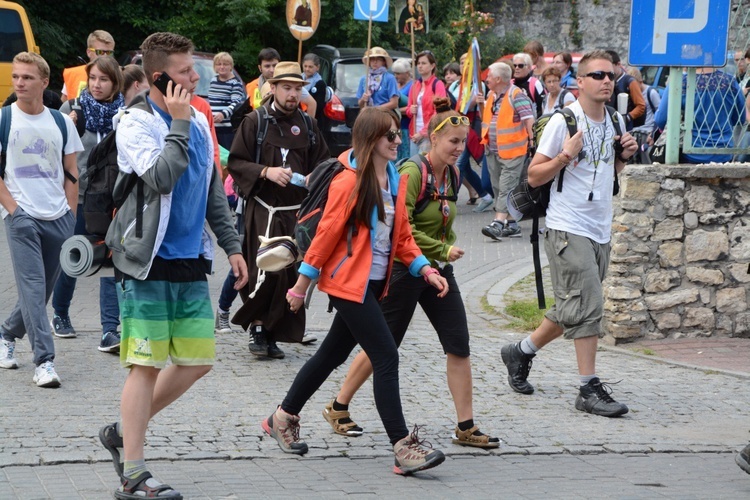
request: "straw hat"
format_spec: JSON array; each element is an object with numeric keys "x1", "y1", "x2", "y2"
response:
[
  {"x1": 266, "y1": 62, "x2": 307, "y2": 84},
  {"x1": 362, "y1": 47, "x2": 393, "y2": 68}
]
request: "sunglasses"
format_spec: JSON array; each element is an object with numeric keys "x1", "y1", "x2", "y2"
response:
[
  {"x1": 583, "y1": 71, "x2": 616, "y2": 81},
  {"x1": 513, "y1": 63, "x2": 526, "y2": 68},
  {"x1": 89, "y1": 48, "x2": 114, "y2": 56},
  {"x1": 433, "y1": 115, "x2": 470, "y2": 134},
  {"x1": 385, "y1": 129, "x2": 400, "y2": 142}
]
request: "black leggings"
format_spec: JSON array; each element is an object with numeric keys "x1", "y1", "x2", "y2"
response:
[{"x1": 281, "y1": 280, "x2": 409, "y2": 444}]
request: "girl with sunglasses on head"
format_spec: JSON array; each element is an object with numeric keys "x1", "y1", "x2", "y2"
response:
[
  {"x1": 321, "y1": 97, "x2": 499, "y2": 450},
  {"x1": 262, "y1": 107, "x2": 449, "y2": 475},
  {"x1": 407, "y1": 50, "x2": 447, "y2": 156}
]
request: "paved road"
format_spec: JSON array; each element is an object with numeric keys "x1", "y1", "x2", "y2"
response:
[{"x1": 0, "y1": 195, "x2": 748, "y2": 499}]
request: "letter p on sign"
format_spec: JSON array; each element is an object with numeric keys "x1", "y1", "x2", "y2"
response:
[{"x1": 653, "y1": 0, "x2": 708, "y2": 54}]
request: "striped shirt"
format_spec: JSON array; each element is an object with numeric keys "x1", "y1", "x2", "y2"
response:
[{"x1": 208, "y1": 76, "x2": 246, "y2": 129}]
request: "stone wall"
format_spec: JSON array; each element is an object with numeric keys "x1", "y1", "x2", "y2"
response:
[
  {"x1": 603, "y1": 164, "x2": 750, "y2": 343},
  {"x1": 487, "y1": 0, "x2": 746, "y2": 60}
]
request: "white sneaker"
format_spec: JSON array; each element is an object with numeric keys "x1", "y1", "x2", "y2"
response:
[
  {"x1": 33, "y1": 361, "x2": 61, "y2": 388},
  {"x1": 301, "y1": 333, "x2": 317, "y2": 344},
  {"x1": 0, "y1": 339, "x2": 18, "y2": 369}
]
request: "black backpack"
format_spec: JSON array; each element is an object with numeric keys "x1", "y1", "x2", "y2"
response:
[
  {"x1": 508, "y1": 106, "x2": 622, "y2": 309},
  {"x1": 230, "y1": 98, "x2": 252, "y2": 131},
  {"x1": 82, "y1": 122, "x2": 141, "y2": 237},
  {"x1": 294, "y1": 158, "x2": 355, "y2": 258},
  {"x1": 432, "y1": 79, "x2": 457, "y2": 111}
]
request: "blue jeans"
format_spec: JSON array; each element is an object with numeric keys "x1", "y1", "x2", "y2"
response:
[
  {"x1": 456, "y1": 148, "x2": 487, "y2": 197},
  {"x1": 52, "y1": 204, "x2": 120, "y2": 333},
  {"x1": 218, "y1": 212, "x2": 244, "y2": 311}
]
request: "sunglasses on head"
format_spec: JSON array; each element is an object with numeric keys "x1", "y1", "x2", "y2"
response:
[
  {"x1": 433, "y1": 115, "x2": 470, "y2": 134},
  {"x1": 513, "y1": 63, "x2": 526, "y2": 68},
  {"x1": 583, "y1": 71, "x2": 616, "y2": 81},
  {"x1": 90, "y1": 48, "x2": 114, "y2": 56},
  {"x1": 384, "y1": 129, "x2": 400, "y2": 142}
]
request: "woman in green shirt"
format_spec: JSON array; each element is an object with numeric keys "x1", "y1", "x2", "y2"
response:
[{"x1": 322, "y1": 97, "x2": 499, "y2": 449}]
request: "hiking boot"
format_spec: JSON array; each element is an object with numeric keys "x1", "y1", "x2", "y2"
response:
[
  {"x1": 452, "y1": 425, "x2": 500, "y2": 449},
  {"x1": 481, "y1": 220, "x2": 503, "y2": 241},
  {"x1": 393, "y1": 425, "x2": 445, "y2": 475},
  {"x1": 248, "y1": 325, "x2": 268, "y2": 357},
  {"x1": 33, "y1": 361, "x2": 61, "y2": 388},
  {"x1": 261, "y1": 406, "x2": 308, "y2": 455},
  {"x1": 501, "y1": 220, "x2": 522, "y2": 238},
  {"x1": 99, "y1": 422, "x2": 124, "y2": 477},
  {"x1": 472, "y1": 198, "x2": 494, "y2": 213},
  {"x1": 214, "y1": 309, "x2": 232, "y2": 334},
  {"x1": 0, "y1": 338, "x2": 18, "y2": 369},
  {"x1": 98, "y1": 331, "x2": 120, "y2": 354},
  {"x1": 575, "y1": 377, "x2": 629, "y2": 417},
  {"x1": 500, "y1": 342, "x2": 535, "y2": 394},
  {"x1": 736, "y1": 443, "x2": 750, "y2": 474},
  {"x1": 267, "y1": 341, "x2": 285, "y2": 359},
  {"x1": 51, "y1": 314, "x2": 76, "y2": 338}
]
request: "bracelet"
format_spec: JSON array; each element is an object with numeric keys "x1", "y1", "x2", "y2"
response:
[
  {"x1": 287, "y1": 288, "x2": 305, "y2": 299},
  {"x1": 556, "y1": 153, "x2": 570, "y2": 166},
  {"x1": 422, "y1": 267, "x2": 440, "y2": 284},
  {"x1": 261, "y1": 166, "x2": 268, "y2": 179},
  {"x1": 559, "y1": 150, "x2": 573, "y2": 162}
]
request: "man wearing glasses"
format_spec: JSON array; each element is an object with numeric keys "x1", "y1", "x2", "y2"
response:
[
  {"x1": 60, "y1": 30, "x2": 115, "y2": 102},
  {"x1": 499, "y1": 50, "x2": 637, "y2": 418}
]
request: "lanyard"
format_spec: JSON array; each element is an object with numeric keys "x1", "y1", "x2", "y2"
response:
[
  {"x1": 582, "y1": 114, "x2": 606, "y2": 202},
  {"x1": 425, "y1": 154, "x2": 451, "y2": 242},
  {"x1": 280, "y1": 148, "x2": 289, "y2": 168}
]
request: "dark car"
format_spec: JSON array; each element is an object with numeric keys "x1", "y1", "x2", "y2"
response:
[
  {"x1": 119, "y1": 50, "x2": 244, "y2": 98},
  {"x1": 311, "y1": 45, "x2": 411, "y2": 156}
]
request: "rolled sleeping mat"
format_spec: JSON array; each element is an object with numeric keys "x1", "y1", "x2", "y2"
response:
[{"x1": 59, "y1": 235, "x2": 111, "y2": 278}]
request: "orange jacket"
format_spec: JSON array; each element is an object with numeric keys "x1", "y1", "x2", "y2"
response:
[
  {"x1": 481, "y1": 85, "x2": 529, "y2": 159},
  {"x1": 297, "y1": 149, "x2": 429, "y2": 303},
  {"x1": 190, "y1": 95, "x2": 222, "y2": 172},
  {"x1": 62, "y1": 64, "x2": 88, "y2": 100}
]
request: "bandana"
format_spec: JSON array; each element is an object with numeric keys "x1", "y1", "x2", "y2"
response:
[{"x1": 367, "y1": 66, "x2": 388, "y2": 104}]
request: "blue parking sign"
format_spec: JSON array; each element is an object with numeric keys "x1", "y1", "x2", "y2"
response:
[
  {"x1": 354, "y1": 0, "x2": 389, "y2": 22},
  {"x1": 629, "y1": 0, "x2": 731, "y2": 67}
]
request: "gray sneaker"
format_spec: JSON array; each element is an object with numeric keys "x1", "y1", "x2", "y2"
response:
[
  {"x1": 737, "y1": 443, "x2": 750, "y2": 474},
  {"x1": 393, "y1": 425, "x2": 445, "y2": 475},
  {"x1": 98, "y1": 331, "x2": 121, "y2": 354},
  {"x1": 481, "y1": 220, "x2": 504, "y2": 241},
  {"x1": 472, "y1": 198, "x2": 494, "y2": 213},
  {"x1": 0, "y1": 338, "x2": 18, "y2": 369},
  {"x1": 261, "y1": 407, "x2": 308, "y2": 455},
  {"x1": 215, "y1": 309, "x2": 232, "y2": 334},
  {"x1": 501, "y1": 221, "x2": 522, "y2": 238}
]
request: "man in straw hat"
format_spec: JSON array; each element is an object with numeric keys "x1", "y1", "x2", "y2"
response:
[
  {"x1": 357, "y1": 47, "x2": 399, "y2": 110},
  {"x1": 228, "y1": 61, "x2": 329, "y2": 359}
]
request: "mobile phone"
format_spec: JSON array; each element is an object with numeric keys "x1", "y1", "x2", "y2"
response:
[{"x1": 153, "y1": 72, "x2": 174, "y2": 96}]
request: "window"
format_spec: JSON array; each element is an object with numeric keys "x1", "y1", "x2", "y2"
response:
[{"x1": 0, "y1": 10, "x2": 25, "y2": 63}]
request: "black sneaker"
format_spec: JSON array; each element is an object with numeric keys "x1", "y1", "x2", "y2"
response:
[
  {"x1": 249, "y1": 325, "x2": 268, "y2": 357},
  {"x1": 51, "y1": 314, "x2": 76, "y2": 338},
  {"x1": 481, "y1": 220, "x2": 504, "y2": 241},
  {"x1": 267, "y1": 341, "x2": 285, "y2": 359},
  {"x1": 500, "y1": 342, "x2": 535, "y2": 394},
  {"x1": 98, "y1": 331, "x2": 120, "y2": 354},
  {"x1": 501, "y1": 221, "x2": 522, "y2": 238},
  {"x1": 737, "y1": 443, "x2": 750, "y2": 474},
  {"x1": 575, "y1": 378, "x2": 629, "y2": 417}
]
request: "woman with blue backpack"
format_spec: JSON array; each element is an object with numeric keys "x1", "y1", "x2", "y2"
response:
[
  {"x1": 262, "y1": 107, "x2": 449, "y2": 475},
  {"x1": 319, "y1": 97, "x2": 499, "y2": 449},
  {"x1": 50, "y1": 56, "x2": 124, "y2": 354}
]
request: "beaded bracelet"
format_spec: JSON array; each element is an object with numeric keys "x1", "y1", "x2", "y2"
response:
[{"x1": 287, "y1": 289, "x2": 305, "y2": 299}]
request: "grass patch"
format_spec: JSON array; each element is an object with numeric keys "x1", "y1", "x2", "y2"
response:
[
  {"x1": 504, "y1": 298, "x2": 554, "y2": 332},
  {"x1": 635, "y1": 348, "x2": 656, "y2": 356}
]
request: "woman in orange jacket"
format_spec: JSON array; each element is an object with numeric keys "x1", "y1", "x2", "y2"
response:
[{"x1": 261, "y1": 107, "x2": 449, "y2": 476}]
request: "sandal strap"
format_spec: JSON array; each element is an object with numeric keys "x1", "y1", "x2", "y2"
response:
[
  {"x1": 121, "y1": 471, "x2": 178, "y2": 497},
  {"x1": 324, "y1": 407, "x2": 351, "y2": 420}
]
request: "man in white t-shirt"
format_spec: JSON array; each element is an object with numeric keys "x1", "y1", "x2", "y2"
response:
[
  {"x1": 499, "y1": 50, "x2": 637, "y2": 417},
  {"x1": 0, "y1": 52, "x2": 83, "y2": 388}
]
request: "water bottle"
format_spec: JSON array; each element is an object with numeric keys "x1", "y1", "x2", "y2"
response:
[{"x1": 290, "y1": 172, "x2": 308, "y2": 189}]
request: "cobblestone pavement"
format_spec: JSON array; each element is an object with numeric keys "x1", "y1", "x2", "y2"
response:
[{"x1": 1, "y1": 196, "x2": 749, "y2": 499}]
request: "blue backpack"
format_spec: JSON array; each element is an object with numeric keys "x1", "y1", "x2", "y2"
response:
[{"x1": 0, "y1": 105, "x2": 68, "y2": 178}]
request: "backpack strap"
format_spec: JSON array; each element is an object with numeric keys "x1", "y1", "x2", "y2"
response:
[
  {"x1": 554, "y1": 107, "x2": 578, "y2": 193},
  {"x1": 0, "y1": 105, "x2": 11, "y2": 178},
  {"x1": 645, "y1": 86, "x2": 657, "y2": 114},
  {"x1": 299, "y1": 108, "x2": 316, "y2": 148},
  {"x1": 49, "y1": 108, "x2": 78, "y2": 184},
  {"x1": 557, "y1": 89, "x2": 569, "y2": 109},
  {"x1": 69, "y1": 98, "x2": 86, "y2": 137},
  {"x1": 255, "y1": 106, "x2": 269, "y2": 164}
]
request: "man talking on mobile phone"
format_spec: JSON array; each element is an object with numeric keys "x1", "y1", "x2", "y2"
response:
[{"x1": 97, "y1": 32, "x2": 248, "y2": 500}]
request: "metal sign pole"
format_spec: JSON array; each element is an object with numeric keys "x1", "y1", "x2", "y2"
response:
[{"x1": 665, "y1": 67, "x2": 682, "y2": 164}]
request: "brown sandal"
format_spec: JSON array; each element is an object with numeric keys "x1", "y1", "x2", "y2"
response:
[
  {"x1": 114, "y1": 471, "x2": 183, "y2": 499},
  {"x1": 452, "y1": 425, "x2": 500, "y2": 449},
  {"x1": 322, "y1": 399, "x2": 363, "y2": 436}
]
